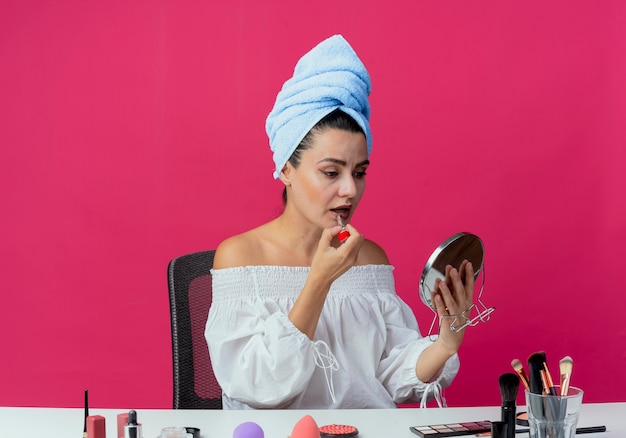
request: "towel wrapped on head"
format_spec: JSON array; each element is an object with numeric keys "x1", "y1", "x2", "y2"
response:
[{"x1": 266, "y1": 34, "x2": 372, "y2": 179}]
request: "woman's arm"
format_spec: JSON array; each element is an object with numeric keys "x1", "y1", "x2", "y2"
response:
[
  {"x1": 288, "y1": 223, "x2": 364, "y2": 338},
  {"x1": 416, "y1": 260, "x2": 474, "y2": 382}
]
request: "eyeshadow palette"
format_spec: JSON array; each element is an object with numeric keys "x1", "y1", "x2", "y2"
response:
[{"x1": 409, "y1": 421, "x2": 492, "y2": 437}]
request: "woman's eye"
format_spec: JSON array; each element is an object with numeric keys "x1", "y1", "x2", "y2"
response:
[{"x1": 321, "y1": 169, "x2": 367, "y2": 178}]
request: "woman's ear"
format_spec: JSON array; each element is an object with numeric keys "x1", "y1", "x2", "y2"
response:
[{"x1": 279, "y1": 163, "x2": 292, "y2": 186}]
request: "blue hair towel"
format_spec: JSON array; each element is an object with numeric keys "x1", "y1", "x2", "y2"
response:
[{"x1": 266, "y1": 35, "x2": 372, "y2": 179}]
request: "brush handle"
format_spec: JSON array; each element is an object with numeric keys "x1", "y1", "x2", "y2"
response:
[
  {"x1": 501, "y1": 405, "x2": 516, "y2": 438},
  {"x1": 528, "y1": 361, "x2": 544, "y2": 395},
  {"x1": 560, "y1": 374, "x2": 571, "y2": 396}
]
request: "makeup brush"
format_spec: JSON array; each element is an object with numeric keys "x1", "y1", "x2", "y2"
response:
[
  {"x1": 510, "y1": 359, "x2": 530, "y2": 392},
  {"x1": 499, "y1": 373, "x2": 519, "y2": 438},
  {"x1": 542, "y1": 359, "x2": 557, "y2": 396},
  {"x1": 528, "y1": 352, "x2": 558, "y2": 424},
  {"x1": 560, "y1": 356, "x2": 573, "y2": 396},
  {"x1": 528, "y1": 351, "x2": 556, "y2": 395},
  {"x1": 527, "y1": 352, "x2": 547, "y2": 395}
]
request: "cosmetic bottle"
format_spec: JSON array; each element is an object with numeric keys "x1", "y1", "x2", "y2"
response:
[
  {"x1": 124, "y1": 410, "x2": 143, "y2": 438},
  {"x1": 490, "y1": 421, "x2": 505, "y2": 438}
]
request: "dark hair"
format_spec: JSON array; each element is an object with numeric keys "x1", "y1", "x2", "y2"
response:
[{"x1": 282, "y1": 109, "x2": 364, "y2": 204}]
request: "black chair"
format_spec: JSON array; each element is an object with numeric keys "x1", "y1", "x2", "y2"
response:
[{"x1": 167, "y1": 250, "x2": 222, "y2": 409}]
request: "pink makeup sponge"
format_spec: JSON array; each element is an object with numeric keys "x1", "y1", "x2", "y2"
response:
[{"x1": 290, "y1": 415, "x2": 320, "y2": 438}]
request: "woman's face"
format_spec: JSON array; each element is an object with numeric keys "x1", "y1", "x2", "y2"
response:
[{"x1": 282, "y1": 128, "x2": 369, "y2": 229}]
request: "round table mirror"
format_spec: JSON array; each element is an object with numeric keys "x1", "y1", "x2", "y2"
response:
[{"x1": 419, "y1": 232, "x2": 495, "y2": 334}]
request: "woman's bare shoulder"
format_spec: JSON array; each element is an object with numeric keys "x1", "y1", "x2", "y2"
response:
[
  {"x1": 214, "y1": 225, "x2": 390, "y2": 268},
  {"x1": 357, "y1": 238, "x2": 390, "y2": 265},
  {"x1": 213, "y1": 228, "x2": 266, "y2": 269}
]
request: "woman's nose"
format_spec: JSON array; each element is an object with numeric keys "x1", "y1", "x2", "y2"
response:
[{"x1": 338, "y1": 175, "x2": 357, "y2": 197}]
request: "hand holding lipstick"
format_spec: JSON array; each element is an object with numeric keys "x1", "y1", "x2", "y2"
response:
[
  {"x1": 312, "y1": 220, "x2": 363, "y2": 281},
  {"x1": 289, "y1": 221, "x2": 364, "y2": 339}
]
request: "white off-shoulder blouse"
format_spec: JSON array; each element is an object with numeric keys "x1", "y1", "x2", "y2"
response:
[{"x1": 205, "y1": 264, "x2": 459, "y2": 409}]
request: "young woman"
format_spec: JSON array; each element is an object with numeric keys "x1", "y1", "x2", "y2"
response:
[{"x1": 205, "y1": 35, "x2": 474, "y2": 409}]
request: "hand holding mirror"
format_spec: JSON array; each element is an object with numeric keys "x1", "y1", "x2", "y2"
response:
[{"x1": 419, "y1": 232, "x2": 495, "y2": 337}]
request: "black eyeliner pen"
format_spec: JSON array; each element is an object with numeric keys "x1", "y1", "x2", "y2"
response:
[
  {"x1": 513, "y1": 426, "x2": 606, "y2": 435},
  {"x1": 575, "y1": 426, "x2": 607, "y2": 434},
  {"x1": 83, "y1": 389, "x2": 88, "y2": 438}
]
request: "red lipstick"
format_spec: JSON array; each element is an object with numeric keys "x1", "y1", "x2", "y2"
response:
[{"x1": 337, "y1": 216, "x2": 350, "y2": 242}]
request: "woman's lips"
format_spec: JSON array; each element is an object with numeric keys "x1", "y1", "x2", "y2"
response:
[{"x1": 331, "y1": 208, "x2": 351, "y2": 220}]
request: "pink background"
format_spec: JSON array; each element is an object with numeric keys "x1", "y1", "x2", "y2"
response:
[{"x1": 1, "y1": 1, "x2": 625, "y2": 409}]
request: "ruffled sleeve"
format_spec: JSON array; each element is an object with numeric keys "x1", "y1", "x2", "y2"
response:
[
  {"x1": 205, "y1": 267, "x2": 317, "y2": 408},
  {"x1": 370, "y1": 271, "x2": 460, "y2": 405}
]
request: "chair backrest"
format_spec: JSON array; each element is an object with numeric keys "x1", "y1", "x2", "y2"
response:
[{"x1": 167, "y1": 250, "x2": 222, "y2": 409}]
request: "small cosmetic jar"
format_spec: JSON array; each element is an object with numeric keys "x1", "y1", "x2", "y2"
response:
[
  {"x1": 185, "y1": 427, "x2": 200, "y2": 438},
  {"x1": 158, "y1": 427, "x2": 187, "y2": 438}
]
